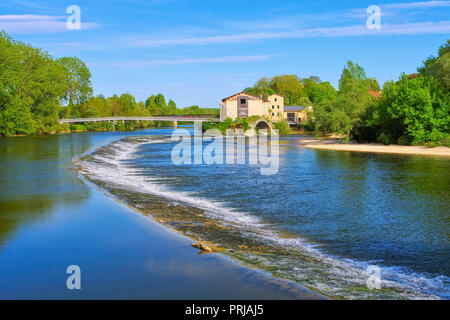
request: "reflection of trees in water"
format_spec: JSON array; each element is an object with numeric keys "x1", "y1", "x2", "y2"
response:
[
  {"x1": 0, "y1": 134, "x2": 92, "y2": 248},
  {"x1": 312, "y1": 149, "x2": 450, "y2": 204},
  {"x1": 373, "y1": 154, "x2": 450, "y2": 244},
  {"x1": 310, "y1": 150, "x2": 371, "y2": 237},
  {"x1": 311, "y1": 149, "x2": 450, "y2": 267}
]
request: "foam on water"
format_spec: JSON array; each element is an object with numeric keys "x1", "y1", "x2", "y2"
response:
[
  {"x1": 76, "y1": 137, "x2": 448, "y2": 300},
  {"x1": 78, "y1": 138, "x2": 263, "y2": 227}
]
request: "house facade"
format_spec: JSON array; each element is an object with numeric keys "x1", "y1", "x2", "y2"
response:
[
  {"x1": 283, "y1": 105, "x2": 313, "y2": 125},
  {"x1": 220, "y1": 92, "x2": 271, "y2": 120},
  {"x1": 268, "y1": 94, "x2": 284, "y2": 121},
  {"x1": 220, "y1": 92, "x2": 312, "y2": 124}
]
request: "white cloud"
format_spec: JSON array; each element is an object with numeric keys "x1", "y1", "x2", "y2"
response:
[
  {"x1": 383, "y1": 0, "x2": 450, "y2": 9},
  {"x1": 217, "y1": 1, "x2": 450, "y2": 32},
  {"x1": 92, "y1": 55, "x2": 274, "y2": 68},
  {"x1": 0, "y1": 14, "x2": 98, "y2": 34},
  {"x1": 343, "y1": 0, "x2": 450, "y2": 19},
  {"x1": 131, "y1": 21, "x2": 450, "y2": 47},
  {"x1": 0, "y1": 14, "x2": 62, "y2": 21}
]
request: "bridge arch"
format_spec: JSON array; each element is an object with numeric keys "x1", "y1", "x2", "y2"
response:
[{"x1": 250, "y1": 118, "x2": 273, "y2": 133}]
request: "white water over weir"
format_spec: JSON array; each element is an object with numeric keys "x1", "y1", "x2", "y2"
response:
[{"x1": 60, "y1": 116, "x2": 221, "y2": 124}]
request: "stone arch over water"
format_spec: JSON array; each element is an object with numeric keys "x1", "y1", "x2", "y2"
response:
[{"x1": 251, "y1": 118, "x2": 273, "y2": 133}]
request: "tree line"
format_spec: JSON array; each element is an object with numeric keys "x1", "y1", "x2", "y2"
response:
[
  {"x1": 0, "y1": 32, "x2": 217, "y2": 136},
  {"x1": 1, "y1": 31, "x2": 448, "y2": 145},
  {"x1": 244, "y1": 40, "x2": 449, "y2": 146}
]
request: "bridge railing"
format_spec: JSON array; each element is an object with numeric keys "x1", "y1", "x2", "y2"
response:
[
  {"x1": 59, "y1": 115, "x2": 220, "y2": 123},
  {"x1": 161, "y1": 114, "x2": 215, "y2": 119}
]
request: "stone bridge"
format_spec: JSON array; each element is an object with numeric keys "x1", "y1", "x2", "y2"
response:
[{"x1": 249, "y1": 118, "x2": 273, "y2": 133}]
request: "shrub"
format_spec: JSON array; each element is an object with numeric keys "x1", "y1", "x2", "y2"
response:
[
  {"x1": 273, "y1": 120, "x2": 291, "y2": 135},
  {"x1": 377, "y1": 132, "x2": 394, "y2": 145},
  {"x1": 397, "y1": 135, "x2": 412, "y2": 146},
  {"x1": 70, "y1": 124, "x2": 87, "y2": 132}
]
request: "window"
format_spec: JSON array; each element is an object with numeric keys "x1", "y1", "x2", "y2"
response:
[
  {"x1": 277, "y1": 105, "x2": 280, "y2": 109},
  {"x1": 240, "y1": 99, "x2": 246, "y2": 104},
  {"x1": 274, "y1": 98, "x2": 278, "y2": 102},
  {"x1": 277, "y1": 112, "x2": 280, "y2": 116},
  {"x1": 272, "y1": 105, "x2": 274, "y2": 109},
  {"x1": 272, "y1": 112, "x2": 275, "y2": 116}
]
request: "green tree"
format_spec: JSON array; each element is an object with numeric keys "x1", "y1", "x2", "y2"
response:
[
  {"x1": 269, "y1": 75, "x2": 304, "y2": 105},
  {"x1": 57, "y1": 57, "x2": 93, "y2": 118},
  {"x1": 244, "y1": 74, "x2": 304, "y2": 105},
  {"x1": 118, "y1": 93, "x2": 136, "y2": 115},
  {"x1": 312, "y1": 61, "x2": 375, "y2": 140},
  {"x1": 368, "y1": 74, "x2": 449, "y2": 144},
  {"x1": 339, "y1": 61, "x2": 367, "y2": 91},
  {"x1": 368, "y1": 78, "x2": 380, "y2": 91},
  {"x1": 0, "y1": 32, "x2": 67, "y2": 135},
  {"x1": 244, "y1": 77, "x2": 274, "y2": 99},
  {"x1": 303, "y1": 80, "x2": 337, "y2": 104},
  {"x1": 167, "y1": 99, "x2": 177, "y2": 114},
  {"x1": 418, "y1": 39, "x2": 450, "y2": 91},
  {"x1": 145, "y1": 94, "x2": 168, "y2": 115}
]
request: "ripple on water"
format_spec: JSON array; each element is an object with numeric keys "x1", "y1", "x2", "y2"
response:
[{"x1": 75, "y1": 136, "x2": 449, "y2": 300}]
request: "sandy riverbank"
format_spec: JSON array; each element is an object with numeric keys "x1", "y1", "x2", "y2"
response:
[{"x1": 298, "y1": 138, "x2": 450, "y2": 157}]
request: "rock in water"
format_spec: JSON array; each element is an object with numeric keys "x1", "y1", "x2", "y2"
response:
[{"x1": 191, "y1": 241, "x2": 213, "y2": 252}]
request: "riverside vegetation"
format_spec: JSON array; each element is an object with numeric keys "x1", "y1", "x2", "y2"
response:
[
  {"x1": 0, "y1": 31, "x2": 218, "y2": 136},
  {"x1": 244, "y1": 40, "x2": 449, "y2": 146},
  {"x1": 1, "y1": 31, "x2": 448, "y2": 145}
]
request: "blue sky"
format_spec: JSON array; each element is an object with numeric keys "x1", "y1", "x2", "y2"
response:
[{"x1": 1, "y1": 0, "x2": 449, "y2": 107}]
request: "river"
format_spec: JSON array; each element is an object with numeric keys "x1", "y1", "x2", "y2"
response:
[{"x1": 1, "y1": 128, "x2": 448, "y2": 299}]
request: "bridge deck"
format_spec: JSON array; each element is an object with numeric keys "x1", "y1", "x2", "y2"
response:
[{"x1": 59, "y1": 116, "x2": 221, "y2": 124}]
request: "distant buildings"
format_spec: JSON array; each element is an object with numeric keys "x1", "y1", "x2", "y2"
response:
[
  {"x1": 283, "y1": 105, "x2": 313, "y2": 125},
  {"x1": 220, "y1": 92, "x2": 270, "y2": 120},
  {"x1": 369, "y1": 87, "x2": 382, "y2": 100},
  {"x1": 220, "y1": 92, "x2": 312, "y2": 125},
  {"x1": 268, "y1": 94, "x2": 284, "y2": 121}
]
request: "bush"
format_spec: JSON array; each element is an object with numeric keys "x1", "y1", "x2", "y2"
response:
[
  {"x1": 397, "y1": 135, "x2": 412, "y2": 146},
  {"x1": 377, "y1": 133, "x2": 394, "y2": 145},
  {"x1": 215, "y1": 118, "x2": 233, "y2": 134},
  {"x1": 273, "y1": 120, "x2": 291, "y2": 135},
  {"x1": 202, "y1": 121, "x2": 214, "y2": 132},
  {"x1": 70, "y1": 124, "x2": 87, "y2": 132},
  {"x1": 231, "y1": 118, "x2": 251, "y2": 132}
]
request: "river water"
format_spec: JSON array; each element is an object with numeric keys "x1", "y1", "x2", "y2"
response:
[{"x1": 1, "y1": 128, "x2": 449, "y2": 299}]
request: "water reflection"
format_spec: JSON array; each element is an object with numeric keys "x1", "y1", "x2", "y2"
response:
[
  {"x1": 310, "y1": 149, "x2": 449, "y2": 275},
  {"x1": 1, "y1": 131, "x2": 448, "y2": 299},
  {"x1": 118, "y1": 136, "x2": 449, "y2": 278},
  {"x1": 0, "y1": 136, "x2": 94, "y2": 247}
]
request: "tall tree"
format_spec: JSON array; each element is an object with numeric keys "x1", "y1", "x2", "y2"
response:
[
  {"x1": 57, "y1": 57, "x2": 93, "y2": 118},
  {"x1": 303, "y1": 79, "x2": 337, "y2": 104},
  {"x1": 118, "y1": 93, "x2": 136, "y2": 115},
  {"x1": 244, "y1": 74, "x2": 305, "y2": 105},
  {"x1": 368, "y1": 74, "x2": 449, "y2": 144},
  {"x1": 418, "y1": 39, "x2": 450, "y2": 91},
  {"x1": 312, "y1": 61, "x2": 376, "y2": 140},
  {"x1": 269, "y1": 75, "x2": 304, "y2": 105},
  {"x1": 0, "y1": 32, "x2": 67, "y2": 135}
]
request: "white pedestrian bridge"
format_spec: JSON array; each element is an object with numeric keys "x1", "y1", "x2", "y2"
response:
[{"x1": 59, "y1": 115, "x2": 220, "y2": 124}]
